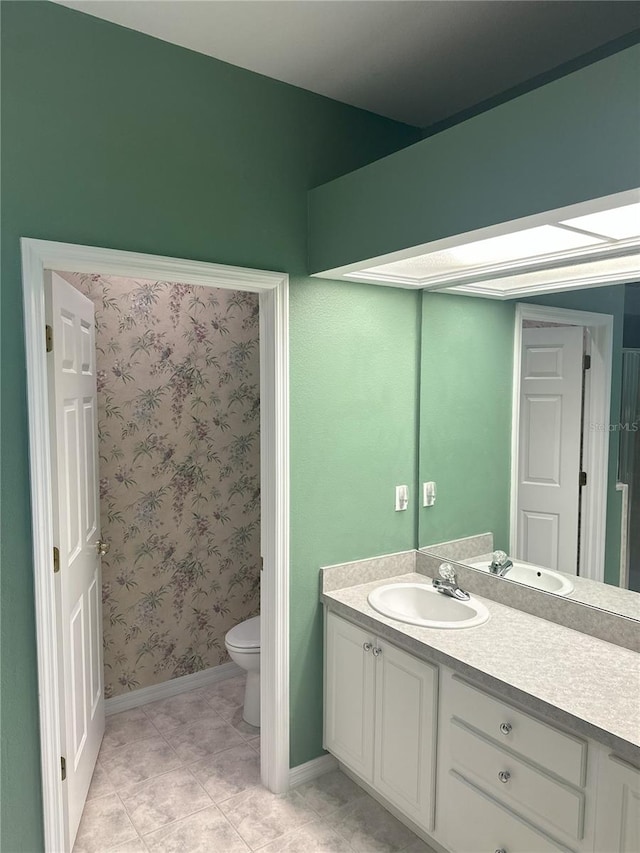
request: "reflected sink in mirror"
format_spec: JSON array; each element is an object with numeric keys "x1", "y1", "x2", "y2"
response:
[
  {"x1": 368, "y1": 583, "x2": 489, "y2": 629},
  {"x1": 466, "y1": 557, "x2": 575, "y2": 596}
]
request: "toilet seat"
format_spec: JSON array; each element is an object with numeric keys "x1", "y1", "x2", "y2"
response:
[{"x1": 225, "y1": 615, "x2": 260, "y2": 652}]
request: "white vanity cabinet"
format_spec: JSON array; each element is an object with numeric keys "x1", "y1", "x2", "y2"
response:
[
  {"x1": 324, "y1": 611, "x2": 438, "y2": 831},
  {"x1": 323, "y1": 606, "x2": 639, "y2": 853},
  {"x1": 324, "y1": 611, "x2": 376, "y2": 780},
  {"x1": 594, "y1": 754, "x2": 640, "y2": 852},
  {"x1": 437, "y1": 670, "x2": 594, "y2": 852}
]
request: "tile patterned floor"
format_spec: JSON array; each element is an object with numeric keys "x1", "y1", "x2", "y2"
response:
[{"x1": 74, "y1": 675, "x2": 435, "y2": 853}]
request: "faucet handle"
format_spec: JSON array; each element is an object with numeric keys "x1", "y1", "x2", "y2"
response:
[
  {"x1": 493, "y1": 550, "x2": 508, "y2": 565},
  {"x1": 438, "y1": 562, "x2": 456, "y2": 582}
]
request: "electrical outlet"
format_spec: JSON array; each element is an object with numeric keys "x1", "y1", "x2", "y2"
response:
[
  {"x1": 395, "y1": 485, "x2": 409, "y2": 511},
  {"x1": 423, "y1": 481, "x2": 436, "y2": 507}
]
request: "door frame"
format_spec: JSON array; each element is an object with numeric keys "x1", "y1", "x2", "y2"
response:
[
  {"x1": 21, "y1": 238, "x2": 290, "y2": 852},
  {"x1": 510, "y1": 303, "x2": 613, "y2": 581}
]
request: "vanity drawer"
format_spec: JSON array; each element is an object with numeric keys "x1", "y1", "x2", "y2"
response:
[
  {"x1": 450, "y1": 718, "x2": 584, "y2": 841},
  {"x1": 450, "y1": 676, "x2": 587, "y2": 787},
  {"x1": 445, "y1": 770, "x2": 573, "y2": 853}
]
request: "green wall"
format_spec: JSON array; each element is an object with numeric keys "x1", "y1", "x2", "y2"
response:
[
  {"x1": 290, "y1": 282, "x2": 420, "y2": 762},
  {"x1": 0, "y1": 4, "x2": 420, "y2": 850},
  {"x1": 523, "y1": 286, "x2": 627, "y2": 585},
  {"x1": 418, "y1": 293, "x2": 514, "y2": 549},
  {"x1": 308, "y1": 43, "x2": 640, "y2": 273}
]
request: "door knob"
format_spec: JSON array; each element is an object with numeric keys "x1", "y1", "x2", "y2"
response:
[{"x1": 96, "y1": 539, "x2": 110, "y2": 556}]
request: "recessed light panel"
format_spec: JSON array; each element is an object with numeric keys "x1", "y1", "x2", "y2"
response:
[
  {"x1": 560, "y1": 202, "x2": 640, "y2": 241},
  {"x1": 361, "y1": 225, "x2": 605, "y2": 282}
]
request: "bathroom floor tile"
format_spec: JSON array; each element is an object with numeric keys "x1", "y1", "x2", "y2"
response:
[
  {"x1": 106, "y1": 838, "x2": 150, "y2": 853},
  {"x1": 331, "y1": 794, "x2": 418, "y2": 853},
  {"x1": 293, "y1": 770, "x2": 364, "y2": 818},
  {"x1": 255, "y1": 818, "x2": 354, "y2": 852},
  {"x1": 219, "y1": 786, "x2": 319, "y2": 848},
  {"x1": 101, "y1": 708, "x2": 161, "y2": 756},
  {"x1": 86, "y1": 761, "x2": 116, "y2": 801},
  {"x1": 143, "y1": 804, "x2": 249, "y2": 853},
  {"x1": 143, "y1": 691, "x2": 214, "y2": 733},
  {"x1": 120, "y1": 767, "x2": 212, "y2": 835},
  {"x1": 248, "y1": 736, "x2": 261, "y2": 754},
  {"x1": 166, "y1": 714, "x2": 245, "y2": 763},
  {"x1": 402, "y1": 838, "x2": 439, "y2": 853},
  {"x1": 73, "y1": 793, "x2": 137, "y2": 853},
  {"x1": 102, "y1": 736, "x2": 182, "y2": 788},
  {"x1": 228, "y1": 705, "x2": 261, "y2": 739},
  {"x1": 190, "y1": 743, "x2": 261, "y2": 802},
  {"x1": 198, "y1": 675, "x2": 246, "y2": 719}
]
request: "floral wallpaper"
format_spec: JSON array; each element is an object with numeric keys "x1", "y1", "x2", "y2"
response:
[{"x1": 58, "y1": 272, "x2": 260, "y2": 697}]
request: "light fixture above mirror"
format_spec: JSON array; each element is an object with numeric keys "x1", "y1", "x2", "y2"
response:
[{"x1": 318, "y1": 190, "x2": 640, "y2": 298}]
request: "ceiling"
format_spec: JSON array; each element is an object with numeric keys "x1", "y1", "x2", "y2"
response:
[{"x1": 55, "y1": 0, "x2": 640, "y2": 128}]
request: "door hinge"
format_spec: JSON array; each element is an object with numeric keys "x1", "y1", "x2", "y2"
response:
[
  {"x1": 45, "y1": 324, "x2": 53, "y2": 353},
  {"x1": 583, "y1": 353, "x2": 591, "y2": 370},
  {"x1": 260, "y1": 556, "x2": 264, "y2": 572},
  {"x1": 579, "y1": 471, "x2": 588, "y2": 487},
  {"x1": 61, "y1": 756, "x2": 66, "y2": 781},
  {"x1": 53, "y1": 546, "x2": 60, "y2": 574}
]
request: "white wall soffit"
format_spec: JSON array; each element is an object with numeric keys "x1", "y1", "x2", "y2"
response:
[{"x1": 316, "y1": 189, "x2": 640, "y2": 296}]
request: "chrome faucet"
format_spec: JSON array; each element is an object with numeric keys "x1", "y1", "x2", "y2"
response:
[
  {"x1": 432, "y1": 563, "x2": 470, "y2": 601},
  {"x1": 489, "y1": 550, "x2": 513, "y2": 577}
]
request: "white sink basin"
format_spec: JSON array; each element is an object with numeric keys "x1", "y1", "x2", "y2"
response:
[
  {"x1": 466, "y1": 558, "x2": 574, "y2": 596},
  {"x1": 368, "y1": 583, "x2": 489, "y2": 629}
]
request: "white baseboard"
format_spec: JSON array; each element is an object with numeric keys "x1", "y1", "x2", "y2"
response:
[
  {"x1": 288, "y1": 754, "x2": 338, "y2": 787},
  {"x1": 105, "y1": 662, "x2": 243, "y2": 716}
]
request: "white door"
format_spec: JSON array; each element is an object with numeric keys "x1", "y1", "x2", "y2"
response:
[
  {"x1": 46, "y1": 271, "x2": 104, "y2": 849},
  {"x1": 374, "y1": 640, "x2": 437, "y2": 832},
  {"x1": 325, "y1": 612, "x2": 375, "y2": 782},
  {"x1": 516, "y1": 325, "x2": 584, "y2": 573}
]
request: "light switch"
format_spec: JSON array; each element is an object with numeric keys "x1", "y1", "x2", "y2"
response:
[
  {"x1": 395, "y1": 485, "x2": 409, "y2": 512},
  {"x1": 423, "y1": 481, "x2": 436, "y2": 507}
]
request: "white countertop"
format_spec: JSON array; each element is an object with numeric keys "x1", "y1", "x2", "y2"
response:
[{"x1": 322, "y1": 572, "x2": 640, "y2": 760}]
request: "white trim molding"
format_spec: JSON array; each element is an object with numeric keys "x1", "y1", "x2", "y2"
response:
[
  {"x1": 510, "y1": 303, "x2": 613, "y2": 582},
  {"x1": 288, "y1": 754, "x2": 338, "y2": 788},
  {"x1": 616, "y1": 482, "x2": 630, "y2": 590},
  {"x1": 21, "y1": 239, "x2": 290, "y2": 852},
  {"x1": 105, "y1": 663, "x2": 242, "y2": 716}
]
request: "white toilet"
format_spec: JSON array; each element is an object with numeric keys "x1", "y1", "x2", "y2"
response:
[{"x1": 224, "y1": 615, "x2": 260, "y2": 727}]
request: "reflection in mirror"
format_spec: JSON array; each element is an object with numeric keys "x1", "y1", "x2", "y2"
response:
[{"x1": 418, "y1": 283, "x2": 640, "y2": 620}]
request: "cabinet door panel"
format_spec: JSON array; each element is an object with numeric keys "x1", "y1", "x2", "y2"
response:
[
  {"x1": 595, "y1": 754, "x2": 640, "y2": 853},
  {"x1": 445, "y1": 771, "x2": 572, "y2": 853},
  {"x1": 450, "y1": 675, "x2": 586, "y2": 787},
  {"x1": 450, "y1": 718, "x2": 584, "y2": 842},
  {"x1": 325, "y1": 612, "x2": 375, "y2": 781},
  {"x1": 374, "y1": 640, "x2": 437, "y2": 831}
]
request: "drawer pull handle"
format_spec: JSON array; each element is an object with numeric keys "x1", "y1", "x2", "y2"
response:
[
  {"x1": 363, "y1": 642, "x2": 372, "y2": 653},
  {"x1": 499, "y1": 722, "x2": 512, "y2": 735},
  {"x1": 372, "y1": 647, "x2": 382, "y2": 657},
  {"x1": 498, "y1": 770, "x2": 511, "y2": 784}
]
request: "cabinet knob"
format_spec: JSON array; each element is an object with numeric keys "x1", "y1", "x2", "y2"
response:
[
  {"x1": 495, "y1": 848, "x2": 507, "y2": 853},
  {"x1": 363, "y1": 642, "x2": 372, "y2": 653},
  {"x1": 498, "y1": 770, "x2": 511, "y2": 784},
  {"x1": 372, "y1": 647, "x2": 382, "y2": 657},
  {"x1": 499, "y1": 722, "x2": 512, "y2": 735}
]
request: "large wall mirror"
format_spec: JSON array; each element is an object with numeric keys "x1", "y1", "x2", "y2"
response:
[{"x1": 418, "y1": 282, "x2": 640, "y2": 620}]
